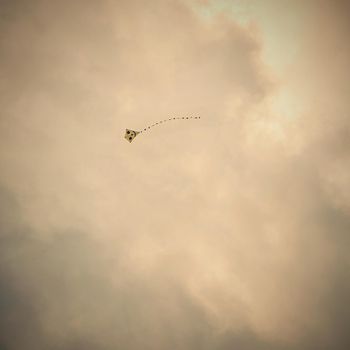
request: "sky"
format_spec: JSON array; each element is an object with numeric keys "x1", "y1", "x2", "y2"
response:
[{"x1": 0, "y1": 0, "x2": 349, "y2": 349}]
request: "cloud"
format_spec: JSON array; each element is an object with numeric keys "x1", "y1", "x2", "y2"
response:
[{"x1": 0, "y1": 0, "x2": 349, "y2": 349}]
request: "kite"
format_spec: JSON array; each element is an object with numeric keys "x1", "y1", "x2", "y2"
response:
[{"x1": 124, "y1": 116, "x2": 201, "y2": 143}]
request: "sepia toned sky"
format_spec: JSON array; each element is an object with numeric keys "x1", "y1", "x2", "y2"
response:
[{"x1": 1, "y1": 0, "x2": 349, "y2": 349}]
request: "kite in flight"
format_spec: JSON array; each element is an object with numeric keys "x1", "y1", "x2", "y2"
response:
[{"x1": 124, "y1": 116, "x2": 201, "y2": 143}]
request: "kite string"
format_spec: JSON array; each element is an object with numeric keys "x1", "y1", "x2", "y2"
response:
[{"x1": 139, "y1": 116, "x2": 200, "y2": 133}]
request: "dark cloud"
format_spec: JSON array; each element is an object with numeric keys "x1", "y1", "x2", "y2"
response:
[{"x1": 1, "y1": 184, "x2": 349, "y2": 347}]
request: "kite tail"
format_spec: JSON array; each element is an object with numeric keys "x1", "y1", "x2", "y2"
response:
[{"x1": 139, "y1": 116, "x2": 201, "y2": 133}]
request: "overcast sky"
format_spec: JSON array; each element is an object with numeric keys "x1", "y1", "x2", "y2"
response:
[{"x1": 1, "y1": 1, "x2": 349, "y2": 349}]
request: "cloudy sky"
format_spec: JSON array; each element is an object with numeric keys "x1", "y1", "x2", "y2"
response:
[{"x1": 1, "y1": 0, "x2": 349, "y2": 349}]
